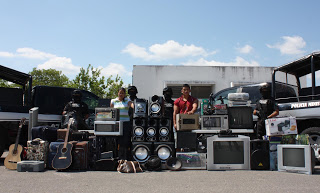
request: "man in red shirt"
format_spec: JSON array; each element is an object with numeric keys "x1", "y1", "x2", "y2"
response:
[{"x1": 173, "y1": 84, "x2": 198, "y2": 130}]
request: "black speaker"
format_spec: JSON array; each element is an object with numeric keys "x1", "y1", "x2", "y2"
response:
[
  {"x1": 177, "y1": 132, "x2": 197, "y2": 151},
  {"x1": 250, "y1": 140, "x2": 270, "y2": 170},
  {"x1": 166, "y1": 157, "x2": 182, "y2": 171},
  {"x1": 148, "y1": 95, "x2": 164, "y2": 118},
  {"x1": 133, "y1": 98, "x2": 148, "y2": 118},
  {"x1": 132, "y1": 142, "x2": 153, "y2": 162},
  {"x1": 158, "y1": 118, "x2": 173, "y2": 142},
  {"x1": 132, "y1": 118, "x2": 146, "y2": 142},
  {"x1": 146, "y1": 118, "x2": 158, "y2": 142},
  {"x1": 163, "y1": 100, "x2": 174, "y2": 119},
  {"x1": 154, "y1": 142, "x2": 175, "y2": 162}
]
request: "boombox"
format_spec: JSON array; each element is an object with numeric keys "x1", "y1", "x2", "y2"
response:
[
  {"x1": 95, "y1": 107, "x2": 120, "y2": 121},
  {"x1": 94, "y1": 121, "x2": 123, "y2": 136},
  {"x1": 176, "y1": 114, "x2": 199, "y2": 131}
]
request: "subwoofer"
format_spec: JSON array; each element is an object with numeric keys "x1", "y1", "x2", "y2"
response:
[
  {"x1": 148, "y1": 95, "x2": 164, "y2": 118},
  {"x1": 158, "y1": 118, "x2": 173, "y2": 142},
  {"x1": 177, "y1": 131, "x2": 197, "y2": 151},
  {"x1": 132, "y1": 118, "x2": 146, "y2": 142},
  {"x1": 154, "y1": 142, "x2": 175, "y2": 162},
  {"x1": 132, "y1": 142, "x2": 152, "y2": 163},
  {"x1": 250, "y1": 140, "x2": 270, "y2": 170}
]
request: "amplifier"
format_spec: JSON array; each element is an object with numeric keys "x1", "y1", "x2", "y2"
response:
[
  {"x1": 94, "y1": 121, "x2": 123, "y2": 136},
  {"x1": 95, "y1": 107, "x2": 120, "y2": 121},
  {"x1": 176, "y1": 114, "x2": 199, "y2": 131}
]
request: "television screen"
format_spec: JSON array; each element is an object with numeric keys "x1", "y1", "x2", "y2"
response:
[
  {"x1": 213, "y1": 141, "x2": 244, "y2": 164},
  {"x1": 283, "y1": 148, "x2": 305, "y2": 167},
  {"x1": 228, "y1": 107, "x2": 253, "y2": 129}
]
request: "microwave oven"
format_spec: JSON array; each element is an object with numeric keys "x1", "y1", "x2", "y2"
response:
[
  {"x1": 176, "y1": 114, "x2": 199, "y2": 131},
  {"x1": 95, "y1": 107, "x2": 120, "y2": 121},
  {"x1": 201, "y1": 115, "x2": 229, "y2": 131},
  {"x1": 94, "y1": 121, "x2": 123, "y2": 136}
]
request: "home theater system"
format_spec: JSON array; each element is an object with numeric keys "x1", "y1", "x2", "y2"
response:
[{"x1": 4, "y1": 93, "x2": 317, "y2": 175}]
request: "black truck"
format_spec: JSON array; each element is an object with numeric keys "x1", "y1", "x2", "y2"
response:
[{"x1": 0, "y1": 65, "x2": 100, "y2": 156}]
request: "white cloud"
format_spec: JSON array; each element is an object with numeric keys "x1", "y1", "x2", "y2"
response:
[
  {"x1": 122, "y1": 40, "x2": 215, "y2": 61},
  {"x1": 267, "y1": 36, "x2": 306, "y2": 55},
  {"x1": 16, "y1": 47, "x2": 56, "y2": 59},
  {"x1": 37, "y1": 57, "x2": 80, "y2": 76},
  {"x1": 99, "y1": 63, "x2": 132, "y2": 77},
  {"x1": 236, "y1": 45, "x2": 253, "y2": 54},
  {"x1": 0, "y1": 51, "x2": 15, "y2": 57},
  {"x1": 182, "y1": 57, "x2": 260, "y2": 66}
]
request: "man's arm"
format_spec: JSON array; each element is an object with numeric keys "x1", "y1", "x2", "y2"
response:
[{"x1": 187, "y1": 99, "x2": 198, "y2": 114}]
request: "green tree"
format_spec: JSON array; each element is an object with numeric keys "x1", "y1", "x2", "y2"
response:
[
  {"x1": 0, "y1": 79, "x2": 22, "y2": 88},
  {"x1": 70, "y1": 64, "x2": 125, "y2": 98},
  {"x1": 29, "y1": 68, "x2": 70, "y2": 87}
]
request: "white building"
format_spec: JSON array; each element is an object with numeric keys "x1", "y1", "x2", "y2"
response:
[{"x1": 132, "y1": 65, "x2": 275, "y2": 100}]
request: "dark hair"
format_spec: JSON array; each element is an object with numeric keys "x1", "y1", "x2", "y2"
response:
[
  {"x1": 182, "y1": 84, "x2": 190, "y2": 89},
  {"x1": 128, "y1": 85, "x2": 138, "y2": 94},
  {"x1": 72, "y1": 89, "x2": 82, "y2": 97},
  {"x1": 118, "y1": 87, "x2": 126, "y2": 93}
]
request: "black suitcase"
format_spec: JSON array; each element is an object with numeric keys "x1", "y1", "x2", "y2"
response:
[
  {"x1": 71, "y1": 131, "x2": 90, "y2": 141},
  {"x1": 32, "y1": 126, "x2": 59, "y2": 142},
  {"x1": 95, "y1": 158, "x2": 119, "y2": 171}
]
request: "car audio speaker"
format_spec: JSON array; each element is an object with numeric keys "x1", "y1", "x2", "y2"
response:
[
  {"x1": 133, "y1": 98, "x2": 148, "y2": 118},
  {"x1": 166, "y1": 157, "x2": 182, "y2": 171},
  {"x1": 177, "y1": 131, "x2": 197, "y2": 152},
  {"x1": 158, "y1": 118, "x2": 173, "y2": 142},
  {"x1": 154, "y1": 142, "x2": 175, "y2": 162},
  {"x1": 250, "y1": 139, "x2": 270, "y2": 170},
  {"x1": 132, "y1": 118, "x2": 146, "y2": 142},
  {"x1": 148, "y1": 95, "x2": 164, "y2": 118},
  {"x1": 132, "y1": 142, "x2": 153, "y2": 163},
  {"x1": 146, "y1": 118, "x2": 158, "y2": 142}
]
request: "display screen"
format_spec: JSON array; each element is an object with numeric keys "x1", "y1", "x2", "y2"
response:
[
  {"x1": 283, "y1": 148, "x2": 305, "y2": 167},
  {"x1": 95, "y1": 123, "x2": 119, "y2": 132},
  {"x1": 96, "y1": 111, "x2": 112, "y2": 119},
  {"x1": 183, "y1": 119, "x2": 195, "y2": 124},
  {"x1": 213, "y1": 141, "x2": 244, "y2": 164},
  {"x1": 202, "y1": 117, "x2": 221, "y2": 127},
  {"x1": 228, "y1": 107, "x2": 253, "y2": 129}
]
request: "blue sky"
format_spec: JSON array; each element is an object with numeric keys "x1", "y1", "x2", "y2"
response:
[{"x1": 0, "y1": 0, "x2": 319, "y2": 86}]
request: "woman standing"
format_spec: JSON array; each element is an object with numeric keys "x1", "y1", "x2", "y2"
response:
[{"x1": 110, "y1": 88, "x2": 133, "y2": 160}]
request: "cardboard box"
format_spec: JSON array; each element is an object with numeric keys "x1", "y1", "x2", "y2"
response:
[{"x1": 265, "y1": 117, "x2": 297, "y2": 136}]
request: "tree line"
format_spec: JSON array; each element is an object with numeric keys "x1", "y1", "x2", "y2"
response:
[{"x1": 0, "y1": 64, "x2": 126, "y2": 99}]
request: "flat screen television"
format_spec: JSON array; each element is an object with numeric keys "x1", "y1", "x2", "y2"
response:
[
  {"x1": 207, "y1": 135, "x2": 250, "y2": 170},
  {"x1": 228, "y1": 107, "x2": 253, "y2": 129},
  {"x1": 277, "y1": 144, "x2": 315, "y2": 175},
  {"x1": 200, "y1": 115, "x2": 228, "y2": 131}
]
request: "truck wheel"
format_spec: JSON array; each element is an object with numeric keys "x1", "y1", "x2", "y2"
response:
[{"x1": 301, "y1": 127, "x2": 320, "y2": 164}]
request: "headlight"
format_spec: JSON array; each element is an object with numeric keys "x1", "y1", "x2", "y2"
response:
[
  {"x1": 134, "y1": 127, "x2": 144, "y2": 136},
  {"x1": 150, "y1": 103, "x2": 160, "y2": 113},
  {"x1": 147, "y1": 127, "x2": 156, "y2": 136},
  {"x1": 134, "y1": 146, "x2": 149, "y2": 161},
  {"x1": 157, "y1": 146, "x2": 171, "y2": 160},
  {"x1": 159, "y1": 127, "x2": 169, "y2": 136}
]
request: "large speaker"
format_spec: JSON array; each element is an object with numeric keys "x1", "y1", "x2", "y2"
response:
[
  {"x1": 133, "y1": 98, "x2": 148, "y2": 118},
  {"x1": 132, "y1": 142, "x2": 152, "y2": 162},
  {"x1": 132, "y1": 118, "x2": 146, "y2": 142},
  {"x1": 154, "y1": 142, "x2": 175, "y2": 162},
  {"x1": 146, "y1": 118, "x2": 158, "y2": 142},
  {"x1": 177, "y1": 131, "x2": 197, "y2": 151},
  {"x1": 158, "y1": 118, "x2": 173, "y2": 142},
  {"x1": 148, "y1": 95, "x2": 164, "y2": 118},
  {"x1": 250, "y1": 140, "x2": 270, "y2": 170}
]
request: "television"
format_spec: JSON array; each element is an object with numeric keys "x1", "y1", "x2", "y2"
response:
[
  {"x1": 207, "y1": 135, "x2": 250, "y2": 170},
  {"x1": 201, "y1": 115, "x2": 229, "y2": 131},
  {"x1": 228, "y1": 106, "x2": 253, "y2": 130},
  {"x1": 94, "y1": 120, "x2": 124, "y2": 136},
  {"x1": 277, "y1": 144, "x2": 315, "y2": 175}
]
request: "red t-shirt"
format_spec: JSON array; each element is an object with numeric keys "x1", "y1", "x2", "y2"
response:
[{"x1": 174, "y1": 96, "x2": 197, "y2": 114}]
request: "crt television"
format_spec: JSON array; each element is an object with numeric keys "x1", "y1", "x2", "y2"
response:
[
  {"x1": 201, "y1": 115, "x2": 229, "y2": 131},
  {"x1": 207, "y1": 135, "x2": 250, "y2": 170},
  {"x1": 277, "y1": 144, "x2": 315, "y2": 175},
  {"x1": 228, "y1": 106, "x2": 253, "y2": 129}
]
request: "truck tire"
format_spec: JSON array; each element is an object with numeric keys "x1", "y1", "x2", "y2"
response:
[{"x1": 301, "y1": 127, "x2": 320, "y2": 164}]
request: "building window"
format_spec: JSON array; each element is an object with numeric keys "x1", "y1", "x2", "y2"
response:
[{"x1": 167, "y1": 85, "x2": 213, "y2": 99}]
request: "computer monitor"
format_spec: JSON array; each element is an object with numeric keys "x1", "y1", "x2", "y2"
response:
[
  {"x1": 207, "y1": 135, "x2": 250, "y2": 170},
  {"x1": 277, "y1": 144, "x2": 315, "y2": 175}
]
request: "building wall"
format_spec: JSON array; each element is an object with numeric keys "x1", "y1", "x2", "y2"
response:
[{"x1": 132, "y1": 65, "x2": 275, "y2": 99}]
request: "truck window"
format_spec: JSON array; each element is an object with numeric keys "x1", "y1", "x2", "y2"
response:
[
  {"x1": 275, "y1": 84, "x2": 298, "y2": 103},
  {"x1": 213, "y1": 88, "x2": 237, "y2": 105},
  {"x1": 81, "y1": 91, "x2": 99, "y2": 110},
  {"x1": 241, "y1": 86, "x2": 261, "y2": 104}
]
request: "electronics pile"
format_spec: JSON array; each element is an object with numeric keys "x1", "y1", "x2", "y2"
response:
[{"x1": 7, "y1": 93, "x2": 317, "y2": 175}]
